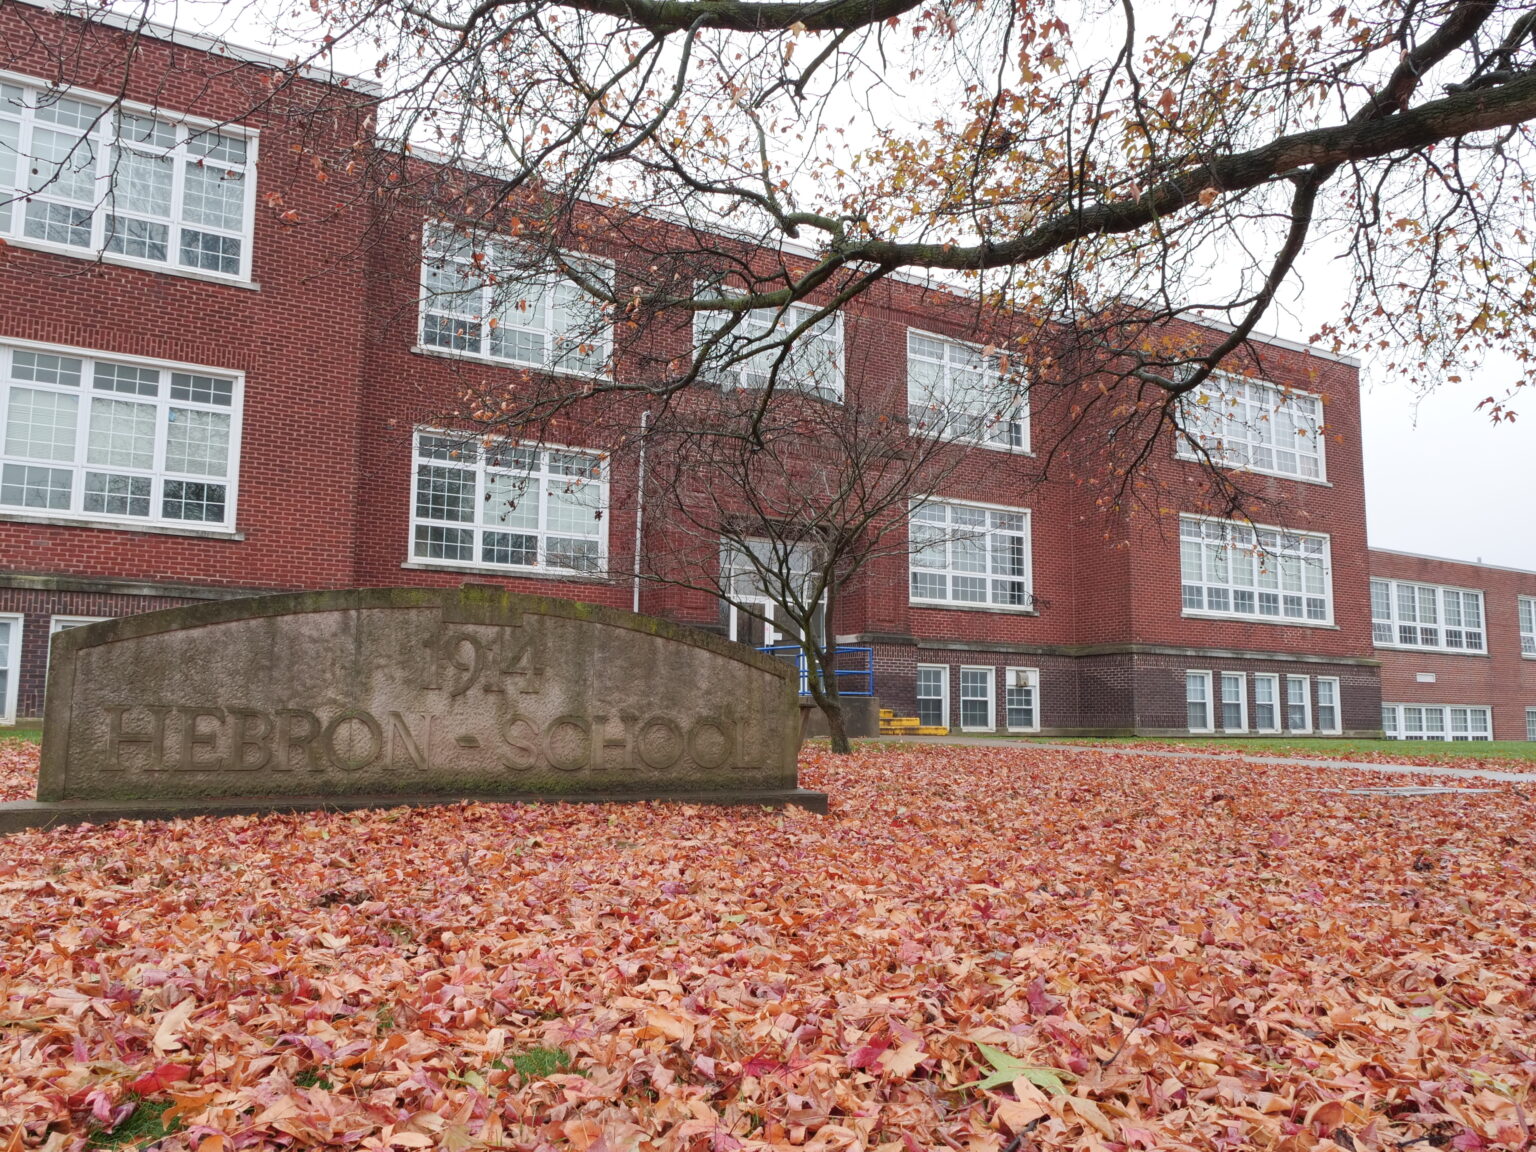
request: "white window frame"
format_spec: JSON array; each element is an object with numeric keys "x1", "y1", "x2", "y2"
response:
[
  {"x1": 906, "y1": 329, "x2": 1028, "y2": 453},
  {"x1": 1370, "y1": 578, "x2": 1487, "y2": 654},
  {"x1": 692, "y1": 290, "x2": 845, "y2": 401},
  {"x1": 1382, "y1": 702, "x2": 1492, "y2": 742},
  {"x1": 0, "y1": 336, "x2": 243, "y2": 533},
  {"x1": 1448, "y1": 705, "x2": 1492, "y2": 742},
  {"x1": 50, "y1": 615, "x2": 106, "y2": 634},
  {"x1": 1218, "y1": 671, "x2": 1247, "y2": 733},
  {"x1": 1179, "y1": 515, "x2": 1332, "y2": 626},
  {"x1": 1185, "y1": 670, "x2": 1214, "y2": 734},
  {"x1": 958, "y1": 665, "x2": 995, "y2": 732},
  {"x1": 47, "y1": 615, "x2": 106, "y2": 677},
  {"x1": 1315, "y1": 676, "x2": 1342, "y2": 734},
  {"x1": 407, "y1": 428, "x2": 609, "y2": 577},
  {"x1": 1178, "y1": 371, "x2": 1326, "y2": 482},
  {"x1": 1286, "y1": 675, "x2": 1312, "y2": 734},
  {"x1": 909, "y1": 497, "x2": 1033, "y2": 611},
  {"x1": 915, "y1": 664, "x2": 949, "y2": 730},
  {"x1": 1519, "y1": 596, "x2": 1535, "y2": 658},
  {"x1": 0, "y1": 70, "x2": 257, "y2": 282},
  {"x1": 1252, "y1": 673, "x2": 1281, "y2": 733},
  {"x1": 418, "y1": 228, "x2": 613, "y2": 378},
  {"x1": 1526, "y1": 707, "x2": 1536, "y2": 742},
  {"x1": 0, "y1": 613, "x2": 22, "y2": 726},
  {"x1": 1004, "y1": 666, "x2": 1040, "y2": 732}
]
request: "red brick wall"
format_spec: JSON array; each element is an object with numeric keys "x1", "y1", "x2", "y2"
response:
[
  {"x1": 0, "y1": 4, "x2": 377, "y2": 593},
  {"x1": 1370, "y1": 550, "x2": 1536, "y2": 741},
  {"x1": 1108, "y1": 334, "x2": 1373, "y2": 661}
]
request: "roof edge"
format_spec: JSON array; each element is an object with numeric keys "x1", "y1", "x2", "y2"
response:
[
  {"x1": 1192, "y1": 313, "x2": 1362, "y2": 368},
  {"x1": 12, "y1": 0, "x2": 385, "y2": 96},
  {"x1": 1369, "y1": 546, "x2": 1536, "y2": 578}
]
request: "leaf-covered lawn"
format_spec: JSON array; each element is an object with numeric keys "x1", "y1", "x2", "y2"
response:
[
  {"x1": 2, "y1": 743, "x2": 1533, "y2": 1151},
  {"x1": 1002, "y1": 736, "x2": 1536, "y2": 767}
]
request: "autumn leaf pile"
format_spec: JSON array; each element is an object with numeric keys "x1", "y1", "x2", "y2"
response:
[{"x1": 2, "y1": 742, "x2": 1534, "y2": 1151}]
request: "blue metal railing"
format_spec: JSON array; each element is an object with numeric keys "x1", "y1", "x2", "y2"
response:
[{"x1": 757, "y1": 645, "x2": 874, "y2": 697}]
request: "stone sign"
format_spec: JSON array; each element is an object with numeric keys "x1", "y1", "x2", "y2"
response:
[{"x1": 0, "y1": 588, "x2": 824, "y2": 833}]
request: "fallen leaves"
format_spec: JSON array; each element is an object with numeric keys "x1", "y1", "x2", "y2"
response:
[
  {"x1": 0, "y1": 742, "x2": 1533, "y2": 1150},
  {"x1": 963, "y1": 1043, "x2": 1070, "y2": 1095}
]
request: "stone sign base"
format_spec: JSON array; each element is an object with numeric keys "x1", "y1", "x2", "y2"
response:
[
  {"x1": 1, "y1": 587, "x2": 827, "y2": 833},
  {"x1": 0, "y1": 786, "x2": 829, "y2": 836}
]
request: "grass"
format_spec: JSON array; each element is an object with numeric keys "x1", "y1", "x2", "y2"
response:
[
  {"x1": 294, "y1": 1068, "x2": 335, "y2": 1090},
  {"x1": 85, "y1": 1099, "x2": 181, "y2": 1149},
  {"x1": 0, "y1": 727, "x2": 41, "y2": 744},
  {"x1": 509, "y1": 1047, "x2": 574, "y2": 1082},
  {"x1": 1006, "y1": 735, "x2": 1536, "y2": 761}
]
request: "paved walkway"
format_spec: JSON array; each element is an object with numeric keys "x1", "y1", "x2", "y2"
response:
[{"x1": 872, "y1": 735, "x2": 1536, "y2": 784}]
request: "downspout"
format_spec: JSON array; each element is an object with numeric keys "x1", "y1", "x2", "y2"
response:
[{"x1": 632, "y1": 410, "x2": 650, "y2": 614}]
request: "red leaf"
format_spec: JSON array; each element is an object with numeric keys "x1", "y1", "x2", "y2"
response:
[
  {"x1": 847, "y1": 1034, "x2": 891, "y2": 1070},
  {"x1": 126, "y1": 1064, "x2": 191, "y2": 1095}
]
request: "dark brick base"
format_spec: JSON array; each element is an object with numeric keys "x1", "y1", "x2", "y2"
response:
[{"x1": 862, "y1": 643, "x2": 1382, "y2": 738}]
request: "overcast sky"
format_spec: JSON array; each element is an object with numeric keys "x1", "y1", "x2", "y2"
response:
[
  {"x1": 1359, "y1": 372, "x2": 1535, "y2": 571},
  {"x1": 1259, "y1": 257, "x2": 1536, "y2": 571},
  {"x1": 136, "y1": 0, "x2": 1536, "y2": 571}
]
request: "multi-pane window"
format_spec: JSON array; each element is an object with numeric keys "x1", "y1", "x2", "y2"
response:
[
  {"x1": 1369, "y1": 579, "x2": 1485, "y2": 652},
  {"x1": 0, "y1": 614, "x2": 20, "y2": 726},
  {"x1": 1382, "y1": 703, "x2": 1491, "y2": 742},
  {"x1": 1180, "y1": 517, "x2": 1331, "y2": 623},
  {"x1": 1526, "y1": 708, "x2": 1536, "y2": 742},
  {"x1": 1004, "y1": 667, "x2": 1039, "y2": 731},
  {"x1": 1520, "y1": 596, "x2": 1535, "y2": 657},
  {"x1": 1286, "y1": 675, "x2": 1311, "y2": 732},
  {"x1": 410, "y1": 430, "x2": 606, "y2": 575},
  {"x1": 1220, "y1": 672, "x2": 1246, "y2": 731},
  {"x1": 1316, "y1": 677, "x2": 1341, "y2": 733},
  {"x1": 0, "y1": 341, "x2": 239, "y2": 529},
  {"x1": 1253, "y1": 674, "x2": 1280, "y2": 732},
  {"x1": 910, "y1": 500, "x2": 1031, "y2": 609},
  {"x1": 1180, "y1": 373, "x2": 1324, "y2": 480},
  {"x1": 906, "y1": 330, "x2": 1027, "y2": 451},
  {"x1": 916, "y1": 665, "x2": 948, "y2": 729},
  {"x1": 959, "y1": 667, "x2": 995, "y2": 731},
  {"x1": 420, "y1": 232, "x2": 612, "y2": 375},
  {"x1": 1186, "y1": 671, "x2": 1213, "y2": 732},
  {"x1": 693, "y1": 295, "x2": 844, "y2": 401},
  {"x1": 0, "y1": 77, "x2": 252, "y2": 277}
]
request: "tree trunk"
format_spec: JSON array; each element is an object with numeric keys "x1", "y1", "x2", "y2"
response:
[
  {"x1": 803, "y1": 645, "x2": 852, "y2": 754},
  {"x1": 820, "y1": 692, "x2": 851, "y2": 754}
]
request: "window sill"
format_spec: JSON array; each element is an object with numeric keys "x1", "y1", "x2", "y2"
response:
[
  {"x1": 911, "y1": 600, "x2": 1038, "y2": 616},
  {"x1": 400, "y1": 560, "x2": 611, "y2": 584},
  {"x1": 0, "y1": 235, "x2": 258, "y2": 290},
  {"x1": 1371, "y1": 643, "x2": 1489, "y2": 657},
  {"x1": 1181, "y1": 611, "x2": 1337, "y2": 630},
  {"x1": 1174, "y1": 451, "x2": 1331, "y2": 487},
  {"x1": 0, "y1": 511, "x2": 242, "y2": 540},
  {"x1": 913, "y1": 429, "x2": 1033, "y2": 457},
  {"x1": 410, "y1": 344, "x2": 611, "y2": 384}
]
